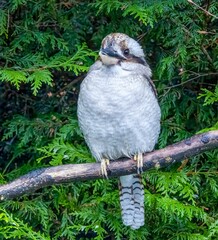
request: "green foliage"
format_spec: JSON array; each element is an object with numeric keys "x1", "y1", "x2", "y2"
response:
[
  {"x1": 0, "y1": 200, "x2": 51, "y2": 239},
  {"x1": 198, "y1": 86, "x2": 218, "y2": 106},
  {"x1": 0, "y1": 9, "x2": 7, "y2": 36},
  {"x1": 0, "y1": 43, "x2": 96, "y2": 95},
  {"x1": 37, "y1": 118, "x2": 93, "y2": 166},
  {"x1": 0, "y1": 0, "x2": 217, "y2": 239}
]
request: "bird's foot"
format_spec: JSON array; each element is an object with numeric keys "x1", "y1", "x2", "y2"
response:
[
  {"x1": 101, "y1": 158, "x2": 110, "y2": 178},
  {"x1": 134, "y1": 153, "x2": 143, "y2": 174}
]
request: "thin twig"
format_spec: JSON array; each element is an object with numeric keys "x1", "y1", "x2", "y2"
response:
[
  {"x1": 201, "y1": 45, "x2": 213, "y2": 64},
  {"x1": 165, "y1": 72, "x2": 218, "y2": 89},
  {"x1": 54, "y1": 74, "x2": 85, "y2": 95},
  {"x1": 187, "y1": 0, "x2": 218, "y2": 19}
]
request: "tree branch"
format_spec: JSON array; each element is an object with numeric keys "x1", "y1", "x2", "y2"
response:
[{"x1": 0, "y1": 130, "x2": 217, "y2": 200}]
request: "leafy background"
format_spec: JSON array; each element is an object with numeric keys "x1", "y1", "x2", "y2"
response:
[{"x1": 0, "y1": 0, "x2": 217, "y2": 239}]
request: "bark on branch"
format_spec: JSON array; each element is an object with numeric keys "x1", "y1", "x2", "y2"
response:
[{"x1": 0, "y1": 130, "x2": 218, "y2": 200}]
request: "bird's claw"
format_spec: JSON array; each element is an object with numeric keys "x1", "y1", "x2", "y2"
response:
[
  {"x1": 101, "y1": 158, "x2": 110, "y2": 178},
  {"x1": 134, "y1": 153, "x2": 143, "y2": 174}
]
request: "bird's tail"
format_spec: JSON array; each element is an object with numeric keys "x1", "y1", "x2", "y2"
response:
[{"x1": 119, "y1": 174, "x2": 144, "y2": 229}]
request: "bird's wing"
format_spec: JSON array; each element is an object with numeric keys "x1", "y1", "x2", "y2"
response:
[{"x1": 143, "y1": 74, "x2": 158, "y2": 98}]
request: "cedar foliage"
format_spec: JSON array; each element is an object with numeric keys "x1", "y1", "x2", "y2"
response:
[{"x1": 0, "y1": 0, "x2": 217, "y2": 239}]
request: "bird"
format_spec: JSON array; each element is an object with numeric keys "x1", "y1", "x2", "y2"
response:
[{"x1": 77, "y1": 33, "x2": 161, "y2": 229}]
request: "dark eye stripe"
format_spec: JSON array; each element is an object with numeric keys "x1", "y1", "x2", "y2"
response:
[{"x1": 129, "y1": 55, "x2": 146, "y2": 65}]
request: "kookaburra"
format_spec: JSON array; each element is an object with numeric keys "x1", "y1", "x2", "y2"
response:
[{"x1": 77, "y1": 33, "x2": 161, "y2": 229}]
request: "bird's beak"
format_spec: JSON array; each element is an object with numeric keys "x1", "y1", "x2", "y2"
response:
[{"x1": 100, "y1": 47, "x2": 124, "y2": 60}]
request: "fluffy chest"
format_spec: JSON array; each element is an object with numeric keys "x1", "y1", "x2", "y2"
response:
[
  {"x1": 78, "y1": 64, "x2": 161, "y2": 159},
  {"x1": 80, "y1": 66, "x2": 152, "y2": 115}
]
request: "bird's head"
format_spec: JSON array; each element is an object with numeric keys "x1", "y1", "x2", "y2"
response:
[{"x1": 99, "y1": 33, "x2": 145, "y2": 66}]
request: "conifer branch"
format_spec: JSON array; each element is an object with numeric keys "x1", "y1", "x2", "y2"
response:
[
  {"x1": 187, "y1": 0, "x2": 218, "y2": 19},
  {"x1": 0, "y1": 130, "x2": 217, "y2": 200}
]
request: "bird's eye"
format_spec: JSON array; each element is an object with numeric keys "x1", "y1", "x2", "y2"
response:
[{"x1": 123, "y1": 48, "x2": 130, "y2": 56}]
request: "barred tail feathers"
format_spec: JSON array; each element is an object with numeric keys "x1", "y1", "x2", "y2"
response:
[{"x1": 119, "y1": 174, "x2": 144, "y2": 229}]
